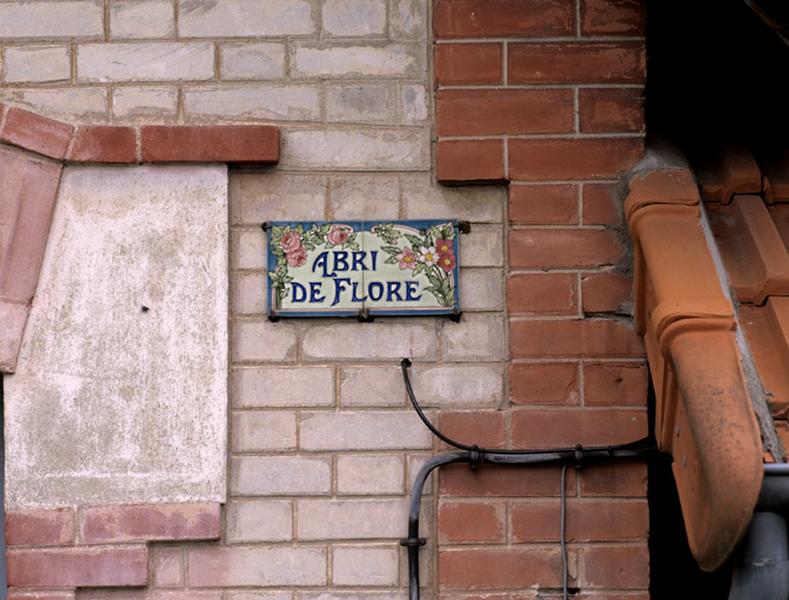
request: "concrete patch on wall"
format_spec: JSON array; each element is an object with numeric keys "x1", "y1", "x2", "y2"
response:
[{"x1": 4, "y1": 165, "x2": 228, "y2": 508}]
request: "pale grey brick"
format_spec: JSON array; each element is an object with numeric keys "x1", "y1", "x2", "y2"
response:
[
  {"x1": 281, "y1": 128, "x2": 429, "y2": 171},
  {"x1": 112, "y1": 86, "x2": 178, "y2": 120},
  {"x1": 0, "y1": 1, "x2": 103, "y2": 39},
  {"x1": 326, "y1": 84, "x2": 395, "y2": 124},
  {"x1": 231, "y1": 456, "x2": 331, "y2": 496},
  {"x1": 440, "y1": 314, "x2": 506, "y2": 361},
  {"x1": 339, "y1": 366, "x2": 404, "y2": 407},
  {"x1": 232, "y1": 320, "x2": 297, "y2": 362},
  {"x1": 401, "y1": 175, "x2": 504, "y2": 223},
  {"x1": 332, "y1": 546, "x2": 399, "y2": 586},
  {"x1": 232, "y1": 272, "x2": 266, "y2": 315},
  {"x1": 297, "y1": 499, "x2": 408, "y2": 539},
  {"x1": 302, "y1": 322, "x2": 436, "y2": 360},
  {"x1": 179, "y1": 0, "x2": 316, "y2": 37},
  {"x1": 110, "y1": 0, "x2": 175, "y2": 39},
  {"x1": 300, "y1": 411, "x2": 431, "y2": 451},
  {"x1": 187, "y1": 546, "x2": 326, "y2": 586},
  {"x1": 460, "y1": 228, "x2": 504, "y2": 267},
  {"x1": 231, "y1": 229, "x2": 266, "y2": 270},
  {"x1": 322, "y1": 0, "x2": 386, "y2": 36},
  {"x1": 336, "y1": 455, "x2": 403, "y2": 494},
  {"x1": 78, "y1": 42, "x2": 214, "y2": 82},
  {"x1": 292, "y1": 43, "x2": 422, "y2": 78},
  {"x1": 410, "y1": 364, "x2": 503, "y2": 407},
  {"x1": 231, "y1": 173, "x2": 327, "y2": 225},
  {"x1": 232, "y1": 367, "x2": 335, "y2": 408},
  {"x1": 400, "y1": 84, "x2": 428, "y2": 123},
  {"x1": 0, "y1": 88, "x2": 107, "y2": 120},
  {"x1": 226, "y1": 500, "x2": 292, "y2": 542},
  {"x1": 329, "y1": 175, "x2": 399, "y2": 220},
  {"x1": 228, "y1": 594, "x2": 293, "y2": 600},
  {"x1": 185, "y1": 85, "x2": 319, "y2": 121},
  {"x1": 232, "y1": 411, "x2": 297, "y2": 452},
  {"x1": 3, "y1": 46, "x2": 70, "y2": 83},
  {"x1": 301, "y1": 594, "x2": 406, "y2": 600},
  {"x1": 389, "y1": 0, "x2": 425, "y2": 38},
  {"x1": 461, "y1": 268, "x2": 504, "y2": 311},
  {"x1": 221, "y1": 43, "x2": 286, "y2": 80}
]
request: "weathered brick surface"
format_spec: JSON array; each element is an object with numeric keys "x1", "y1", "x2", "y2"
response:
[{"x1": 5, "y1": 508, "x2": 74, "y2": 546}]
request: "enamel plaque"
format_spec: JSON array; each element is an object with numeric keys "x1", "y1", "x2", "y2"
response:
[{"x1": 266, "y1": 220, "x2": 463, "y2": 318}]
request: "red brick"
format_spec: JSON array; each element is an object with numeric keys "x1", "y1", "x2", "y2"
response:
[
  {"x1": 141, "y1": 125, "x2": 279, "y2": 163},
  {"x1": 437, "y1": 89, "x2": 573, "y2": 137},
  {"x1": 511, "y1": 408, "x2": 647, "y2": 446},
  {"x1": 434, "y1": 0, "x2": 574, "y2": 38},
  {"x1": 510, "y1": 318, "x2": 644, "y2": 358},
  {"x1": 67, "y1": 126, "x2": 137, "y2": 163},
  {"x1": 440, "y1": 411, "x2": 506, "y2": 448},
  {"x1": 435, "y1": 44, "x2": 503, "y2": 85},
  {"x1": 7, "y1": 593, "x2": 75, "y2": 600},
  {"x1": 581, "y1": 545, "x2": 649, "y2": 589},
  {"x1": 7, "y1": 546, "x2": 148, "y2": 587},
  {"x1": 440, "y1": 463, "x2": 573, "y2": 497},
  {"x1": 584, "y1": 363, "x2": 647, "y2": 406},
  {"x1": 581, "y1": 0, "x2": 646, "y2": 35},
  {"x1": 439, "y1": 547, "x2": 564, "y2": 589},
  {"x1": 579, "y1": 88, "x2": 644, "y2": 133},
  {"x1": 0, "y1": 107, "x2": 73, "y2": 160},
  {"x1": 509, "y1": 138, "x2": 644, "y2": 181},
  {"x1": 6, "y1": 508, "x2": 74, "y2": 546},
  {"x1": 507, "y1": 273, "x2": 576, "y2": 314},
  {"x1": 438, "y1": 501, "x2": 505, "y2": 543},
  {"x1": 510, "y1": 184, "x2": 578, "y2": 225},
  {"x1": 510, "y1": 363, "x2": 579, "y2": 405},
  {"x1": 581, "y1": 462, "x2": 647, "y2": 497},
  {"x1": 582, "y1": 272, "x2": 632, "y2": 313},
  {"x1": 79, "y1": 502, "x2": 221, "y2": 544},
  {"x1": 511, "y1": 499, "x2": 648, "y2": 542},
  {"x1": 437, "y1": 139, "x2": 505, "y2": 184},
  {"x1": 508, "y1": 43, "x2": 646, "y2": 84},
  {"x1": 509, "y1": 228, "x2": 624, "y2": 269},
  {"x1": 583, "y1": 183, "x2": 621, "y2": 225}
]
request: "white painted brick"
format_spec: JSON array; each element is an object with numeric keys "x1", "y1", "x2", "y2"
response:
[
  {"x1": 226, "y1": 500, "x2": 292, "y2": 542},
  {"x1": 389, "y1": 0, "x2": 425, "y2": 38},
  {"x1": 232, "y1": 411, "x2": 297, "y2": 452},
  {"x1": 232, "y1": 367, "x2": 335, "y2": 408},
  {"x1": 222, "y1": 43, "x2": 286, "y2": 80},
  {"x1": 410, "y1": 364, "x2": 503, "y2": 407},
  {"x1": 292, "y1": 43, "x2": 422, "y2": 78},
  {"x1": 400, "y1": 84, "x2": 428, "y2": 123},
  {"x1": 231, "y1": 173, "x2": 327, "y2": 225},
  {"x1": 300, "y1": 411, "x2": 431, "y2": 450},
  {"x1": 329, "y1": 175, "x2": 399, "y2": 220},
  {"x1": 332, "y1": 546, "x2": 399, "y2": 586},
  {"x1": 302, "y1": 321, "x2": 436, "y2": 360},
  {"x1": 401, "y1": 175, "x2": 504, "y2": 223},
  {"x1": 0, "y1": 88, "x2": 108, "y2": 121},
  {"x1": 461, "y1": 268, "x2": 504, "y2": 311},
  {"x1": 78, "y1": 42, "x2": 214, "y2": 82},
  {"x1": 339, "y1": 366, "x2": 404, "y2": 407},
  {"x1": 112, "y1": 86, "x2": 178, "y2": 120},
  {"x1": 231, "y1": 456, "x2": 331, "y2": 495},
  {"x1": 232, "y1": 320, "x2": 298, "y2": 362},
  {"x1": 179, "y1": 0, "x2": 316, "y2": 37},
  {"x1": 232, "y1": 272, "x2": 266, "y2": 315},
  {"x1": 110, "y1": 0, "x2": 175, "y2": 39},
  {"x1": 322, "y1": 0, "x2": 386, "y2": 36},
  {"x1": 281, "y1": 128, "x2": 430, "y2": 171},
  {"x1": 440, "y1": 314, "x2": 506, "y2": 361},
  {"x1": 326, "y1": 84, "x2": 395, "y2": 124},
  {"x1": 231, "y1": 229, "x2": 266, "y2": 270},
  {"x1": 460, "y1": 228, "x2": 504, "y2": 267},
  {"x1": 187, "y1": 546, "x2": 326, "y2": 586},
  {"x1": 185, "y1": 85, "x2": 319, "y2": 121},
  {"x1": 0, "y1": 1, "x2": 103, "y2": 39},
  {"x1": 3, "y1": 46, "x2": 70, "y2": 83},
  {"x1": 336, "y1": 454, "x2": 403, "y2": 494},
  {"x1": 297, "y1": 499, "x2": 408, "y2": 539}
]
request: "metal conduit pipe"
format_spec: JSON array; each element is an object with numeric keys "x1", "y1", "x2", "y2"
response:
[{"x1": 728, "y1": 511, "x2": 789, "y2": 600}]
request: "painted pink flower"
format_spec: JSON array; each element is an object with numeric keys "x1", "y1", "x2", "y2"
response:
[
  {"x1": 435, "y1": 239, "x2": 453, "y2": 256},
  {"x1": 280, "y1": 230, "x2": 302, "y2": 253},
  {"x1": 437, "y1": 252, "x2": 456, "y2": 273},
  {"x1": 286, "y1": 245, "x2": 307, "y2": 267},
  {"x1": 396, "y1": 248, "x2": 418, "y2": 270},
  {"x1": 327, "y1": 224, "x2": 352, "y2": 246}
]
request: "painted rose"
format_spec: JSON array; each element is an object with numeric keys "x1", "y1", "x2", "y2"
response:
[
  {"x1": 327, "y1": 224, "x2": 352, "y2": 246},
  {"x1": 435, "y1": 239, "x2": 453, "y2": 255},
  {"x1": 437, "y1": 252, "x2": 456, "y2": 273},
  {"x1": 396, "y1": 248, "x2": 418, "y2": 270},
  {"x1": 280, "y1": 230, "x2": 302, "y2": 253},
  {"x1": 286, "y1": 245, "x2": 307, "y2": 267},
  {"x1": 419, "y1": 246, "x2": 439, "y2": 267}
]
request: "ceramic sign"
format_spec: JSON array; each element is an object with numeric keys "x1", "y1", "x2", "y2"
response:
[{"x1": 265, "y1": 220, "x2": 464, "y2": 318}]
